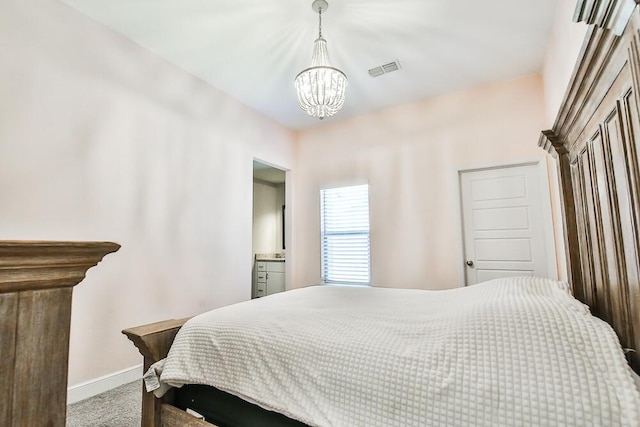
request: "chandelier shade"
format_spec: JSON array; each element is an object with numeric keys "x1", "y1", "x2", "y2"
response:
[{"x1": 294, "y1": 1, "x2": 347, "y2": 120}]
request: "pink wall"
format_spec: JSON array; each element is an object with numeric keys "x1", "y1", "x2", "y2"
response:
[
  {"x1": 543, "y1": 0, "x2": 588, "y2": 125},
  {"x1": 0, "y1": 0, "x2": 295, "y2": 386},
  {"x1": 540, "y1": 0, "x2": 590, "y2": 279},
  {"x1": 293, "y1": 75, "x2": 554, "y2": 290}
]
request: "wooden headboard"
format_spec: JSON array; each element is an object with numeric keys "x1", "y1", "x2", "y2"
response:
[{"x1": 540, "y1": 0, "x2": 640, "y2": 373}]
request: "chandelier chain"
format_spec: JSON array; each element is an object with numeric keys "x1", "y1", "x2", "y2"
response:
[{"x1": 318, "y1": 7, "x2": 323, "y2": 39}]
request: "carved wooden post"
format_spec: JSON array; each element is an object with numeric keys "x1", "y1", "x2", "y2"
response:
[
  {"x1": 539, "y1": 131, "x2": 583, "y2": 299},
  {"x1": 0, "y1": 240, "x2": 120, "y2": 427},
  {"x1": 123, "y1": 318, "x2": 189, "y2": 427}
]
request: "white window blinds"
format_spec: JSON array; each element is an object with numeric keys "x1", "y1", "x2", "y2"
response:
[{"x1": 320, "y1": 184, "x2": 370, "y2": 285}]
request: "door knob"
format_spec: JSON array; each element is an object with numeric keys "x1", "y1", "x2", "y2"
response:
[{"x1": 466, "y1": 260, "x2": 474, "y2": 267}]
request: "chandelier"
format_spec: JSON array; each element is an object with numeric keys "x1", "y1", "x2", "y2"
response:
[{"x1": 294, "y1": 0, "x2": 347, "y2": 120}]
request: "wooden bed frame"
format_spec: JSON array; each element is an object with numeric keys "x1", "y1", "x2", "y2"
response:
[{"x1": 123, "y1": 1, "x2": 640, "y2": 426}]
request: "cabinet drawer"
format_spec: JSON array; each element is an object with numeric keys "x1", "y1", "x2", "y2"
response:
[
  {"x1": 256, "y1": 272, "x2": 267, "y2": 282},
  {"x1": 266, "y1": 262, "x2": 285, "y2": 273},
  {"x1": 256, "y1": 262, "x2": 266, "y2": 271},
  {"x1": 256, "y1": 282, "x2": 266, "y2": 298}
]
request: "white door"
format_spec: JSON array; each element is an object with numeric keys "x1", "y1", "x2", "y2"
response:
[{"x1": 460, "y1": 163, "x2": 554, "y2": 285}]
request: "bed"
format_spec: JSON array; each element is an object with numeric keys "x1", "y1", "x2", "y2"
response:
[
  {"x1": 139, "y1": 278, "x2": 640, "y2": 426},
  {"x1": 124, "y1": 1, "x2": 640, "y2": 426}
]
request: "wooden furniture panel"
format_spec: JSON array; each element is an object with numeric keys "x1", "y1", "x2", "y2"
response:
[
  {"x1": 0, "y1": 293, "x2": 18, "y2": 427},
  {"x1": 541, "y1": 1, "x2": 640, "y2": 373},
  {"x1": 572, "y1": 61, "x2": 639, "y2": 367},
  {"x1": 12, "y1": 288, "x2": 73, "y2": 426},
  {"x1": 572, "y1": 146, "x2": 602, "y2": 311},
  {"x1": 0, "y1": 241, "x2": 119, "y2": 426},
  {"x1": 161, "y1": 404, "x2": 216, "y2": 427}
]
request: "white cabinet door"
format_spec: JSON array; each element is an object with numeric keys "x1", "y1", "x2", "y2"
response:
[{"x1": 266, "y1": 271, "x2": 285, "y2": 295}]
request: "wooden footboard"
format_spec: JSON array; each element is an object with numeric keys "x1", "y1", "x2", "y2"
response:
[
  {"x1": 0, "y1": 241, "x2": 119, "y2": 426},
  {"x1": 123, "y1": 317, "x2": 220, "y2": 427}
]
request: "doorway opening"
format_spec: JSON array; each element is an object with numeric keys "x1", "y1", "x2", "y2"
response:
[{"x1": 252, "y1": 160, "x2": 286, "y2": 298}]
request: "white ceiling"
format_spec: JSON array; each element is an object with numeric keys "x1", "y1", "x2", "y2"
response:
[{"x1": 60, "y1": 0, "x2": 559, "y2": 130}]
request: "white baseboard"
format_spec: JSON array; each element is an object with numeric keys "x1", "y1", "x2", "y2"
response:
[{"x1": 67, "y1": 364, "x2": 142, "y2": 404}]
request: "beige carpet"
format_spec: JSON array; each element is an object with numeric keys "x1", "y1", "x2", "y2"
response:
[{"x1": 66, "y1": 380, "x2": 141, "y2": 427}]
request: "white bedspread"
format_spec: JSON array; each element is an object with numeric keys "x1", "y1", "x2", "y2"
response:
[{"x1": 159, "y1": 277, "x2": 640, "y2": 426}]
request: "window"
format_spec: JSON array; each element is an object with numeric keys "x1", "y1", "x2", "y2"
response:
[{"x1": 320, "y1": 184, "x2": 370, "y2": 285}]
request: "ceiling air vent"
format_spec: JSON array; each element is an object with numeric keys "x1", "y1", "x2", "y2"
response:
[{"x1": 368, "y1": 60, "x2": 401, "y2": 77}]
